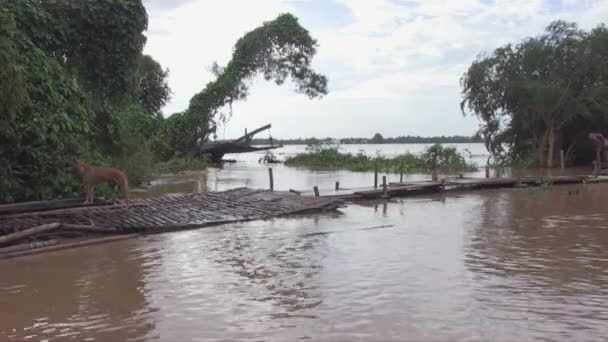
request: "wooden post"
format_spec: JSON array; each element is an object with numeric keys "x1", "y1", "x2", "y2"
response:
[
  {"x1": 374, "y1": 161, "x2": 378, "y2": 188},
  {"x1": 560, "y1": 149, "x2": 565, "y2": 170},
  {"x1": 335, "y1": 181, "x2": 340, "y2": 191},
  {"x1": 596, "y1": 148, "x2": 602, "y2": 175},
  {"x1": 382, "y1": 176, "x2": 387, "y2": 197},
  {"x1": 313, "y1": 186, "x2": 319, "y2": 197},
  {"x1": 268, "y1": 168, "x2": 274, "y2": 191},
  {"x1": 593, "y1": 160, "x2": 598, "y2": 177},
  {"x1": 432, "y1": 168, "x2": 438, "y2": 181},
  {"x1": 400, "y1": 161, "x2": 404, "y2": 183},
  {"x1": 485, "y1": 166, "x2": 489, "y2": 178}
]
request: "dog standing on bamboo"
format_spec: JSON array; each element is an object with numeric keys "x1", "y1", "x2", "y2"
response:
[{"x1": 69, "y1": 160, "x2": 129, "y2": 207}]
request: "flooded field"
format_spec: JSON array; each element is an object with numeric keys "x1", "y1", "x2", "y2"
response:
[{"x1": 2, "y1": 144, "x2": 608, "y2": 341}]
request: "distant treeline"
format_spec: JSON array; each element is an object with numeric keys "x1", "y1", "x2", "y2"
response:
[{"x1": 251, "y1": 134, "x2": 482, "y2": 145}]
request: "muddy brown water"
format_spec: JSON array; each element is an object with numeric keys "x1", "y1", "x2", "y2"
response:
[
  {"x1": 2, "y1": 182, "x2": 608, "y2": 340},
  {"x1": 2, "y1": 145, "x2": 608, "y2": 340}
]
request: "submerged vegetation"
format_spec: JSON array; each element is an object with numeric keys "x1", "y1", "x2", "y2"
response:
[
  {"x1": 284, "y1": 143, "x2": 477, "y2": 174},
  {"x1": 0, "y1": 0, "x2": 326, "y2": 204}
]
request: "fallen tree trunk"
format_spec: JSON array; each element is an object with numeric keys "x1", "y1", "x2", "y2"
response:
[
  {"x1": 200, "y1": 142, "x2": 283, "y2": 163},
  {"x1": 0, "y1": 222, "x2": 61, "y2": 246},
  {"x1": 198, "y1": 123, "x2": 281, "y2": 163}
]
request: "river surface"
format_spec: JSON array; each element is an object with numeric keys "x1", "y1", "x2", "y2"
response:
[{"x1": 2, "y1": 143, "x2": 608, "y2": 341}]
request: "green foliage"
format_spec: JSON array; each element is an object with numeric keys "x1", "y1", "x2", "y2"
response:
[
  {"x1": 0, "y1": 4, "x2": 326, "y2": 203},
  {"x1": 149, "y1": 112, "x2": 194, "y2": 161},
  {"x1": 461, "y1": 21, "x2": 608, "y2": 167},
  {"x1": 112, "y1": 104, "x2": 158, "y2": 186},
  {"x1": 155, "y1": 153, "x2": 209, "y2": 174},
  {"x1": 169, "y1": 13, "x2": 328, "y2": 154},
  {"x1": 0, "y1": 0, "x2": 157, "y2": 204},
  {"x1": 370, "y1": 133, "x2": 384, "y2": 144},
  {"x1": 284, "y1": 143, "x2": 477, "y2": 173},
  {"x1": 0, "y1": 5, "x2": 94, "y2": 203},
  {"x1": 420, "y1": 144, "x2": 474, "y2": 172},
  {"x1": 137, "y1": 55, "x2": 171, "y2": 117}
]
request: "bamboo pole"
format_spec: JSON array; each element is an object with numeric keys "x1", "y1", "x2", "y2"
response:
[
  {"x1": 485, "y1": 166, "x2": 489, "y2": 178},
  {"x1": 62, "y1": 224, "x2": 118, "y2": 234},
  {"x1": 0, "y1": 235, "x2": 136, "y2": 259},
  {"x1": 0, "y1": 239, "x2": 60, "y2": 254},
  {"x1": 400, "y1": 161, "x2": 404, "y2": 183},
  {"x1": 382, "y1": 176, "x2": 387, "y2": 197},
  {"x1": 335, "y1": 181, "x2": 340, "y2": 191},
  {"x1": 313, "y1": 186, "x2": 320, "y2": 197},
  {"x1": 0, "y1": 222, "x2": 61, "y2": 246}
]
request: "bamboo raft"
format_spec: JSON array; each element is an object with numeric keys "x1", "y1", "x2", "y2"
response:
[{"x1": 0, "y1": 188, "x2": 342, "y2": 259}]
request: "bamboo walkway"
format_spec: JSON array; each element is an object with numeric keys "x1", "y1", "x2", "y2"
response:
[
  {"x1": 0, "y1": 188, "x2": 342, "y2": 258},
  {"x1": 297, "y1": 175, "x2": 608, "y2": 199},
  {"x1": 3, "y1": 174, "x2": 608, "y2": 259}
]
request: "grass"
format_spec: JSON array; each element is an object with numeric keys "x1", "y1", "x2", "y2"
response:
[{"x1": 284, "y1": 143, "x2": 478, "y2": 174}]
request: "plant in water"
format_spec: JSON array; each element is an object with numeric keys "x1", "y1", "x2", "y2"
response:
[
  {"x1": 156, "y1": 153, "x2": 209, "y2": 174},
  {"x1": 284, "y1": 143, "x2": 477, "y2": 173}
]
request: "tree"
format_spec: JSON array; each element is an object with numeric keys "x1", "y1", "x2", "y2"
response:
[
  {"x1": 461, "y1": 21, "x2": 608, "y2": 167},
  {"x1": 370, "y1": 133, "x2": 384, "y2": 143},
  {"x1": 137, "y1": 55, "x2": 171, "y2": 118},
  {"x1": 164, "y1": 13, "x2": 328, "y2": 156},
  {"x1": 0, "y1": 0, "x2": 150, "y2": 203}
]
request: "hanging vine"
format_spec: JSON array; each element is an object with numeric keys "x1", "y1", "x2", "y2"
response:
[{"x1": 172, "y1": 13, "x2": 329, "y2": 154}]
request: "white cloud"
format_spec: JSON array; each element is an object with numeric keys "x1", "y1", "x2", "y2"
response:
[
  {"x1": 144, "y1": 0, "x2": 288, "y2": 114},
  {"x1": 144, "y1": 0, "x2": 608, "y2": 139}
]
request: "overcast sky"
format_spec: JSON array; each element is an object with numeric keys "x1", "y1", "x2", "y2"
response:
[{"x1": 142, "y1": 0, "x2": 608, "y2": 139}]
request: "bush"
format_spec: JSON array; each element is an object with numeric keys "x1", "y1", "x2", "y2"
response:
[{"x1": 155, "y1": 153, "x2": 209, "y2": 174}]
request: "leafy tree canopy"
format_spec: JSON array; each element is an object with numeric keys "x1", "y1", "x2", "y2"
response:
[
  {"x1": 168, "y1": 13, "x2": 328, "y2": 154},
  {"x1": 461, "y1": 21, "x2": 608, "y2": 167},
  {"x1": 0, "y1": 0, "x2": 152, "y2": 203}
]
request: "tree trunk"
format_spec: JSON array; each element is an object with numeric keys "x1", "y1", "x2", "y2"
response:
[
  {"x1": 0, "y1": 222, "x2": 61, "y2": 246},
  {"x1": 536, "y1": 132, "x2": 547, "y2": 168},
  {"x1": 546, "y1": 126, "x2": 555, "y2": 168}
]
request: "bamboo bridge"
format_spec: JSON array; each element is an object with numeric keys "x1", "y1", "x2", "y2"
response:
[
  {"x1": 2, "y1": 174, "x2": 608, "y2": 259},
  {"x1": 0, "y1": 188, "x2": 341, "y2": 259}
]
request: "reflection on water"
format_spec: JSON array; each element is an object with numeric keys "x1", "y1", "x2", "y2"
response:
[{"x1": 2, "y1": 181, "x2": 608, "y2": 340}]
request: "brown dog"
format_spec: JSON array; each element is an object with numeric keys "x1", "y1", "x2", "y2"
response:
[{"x1": 69, "y1": 160, "x2": 129, "y2": 206}]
